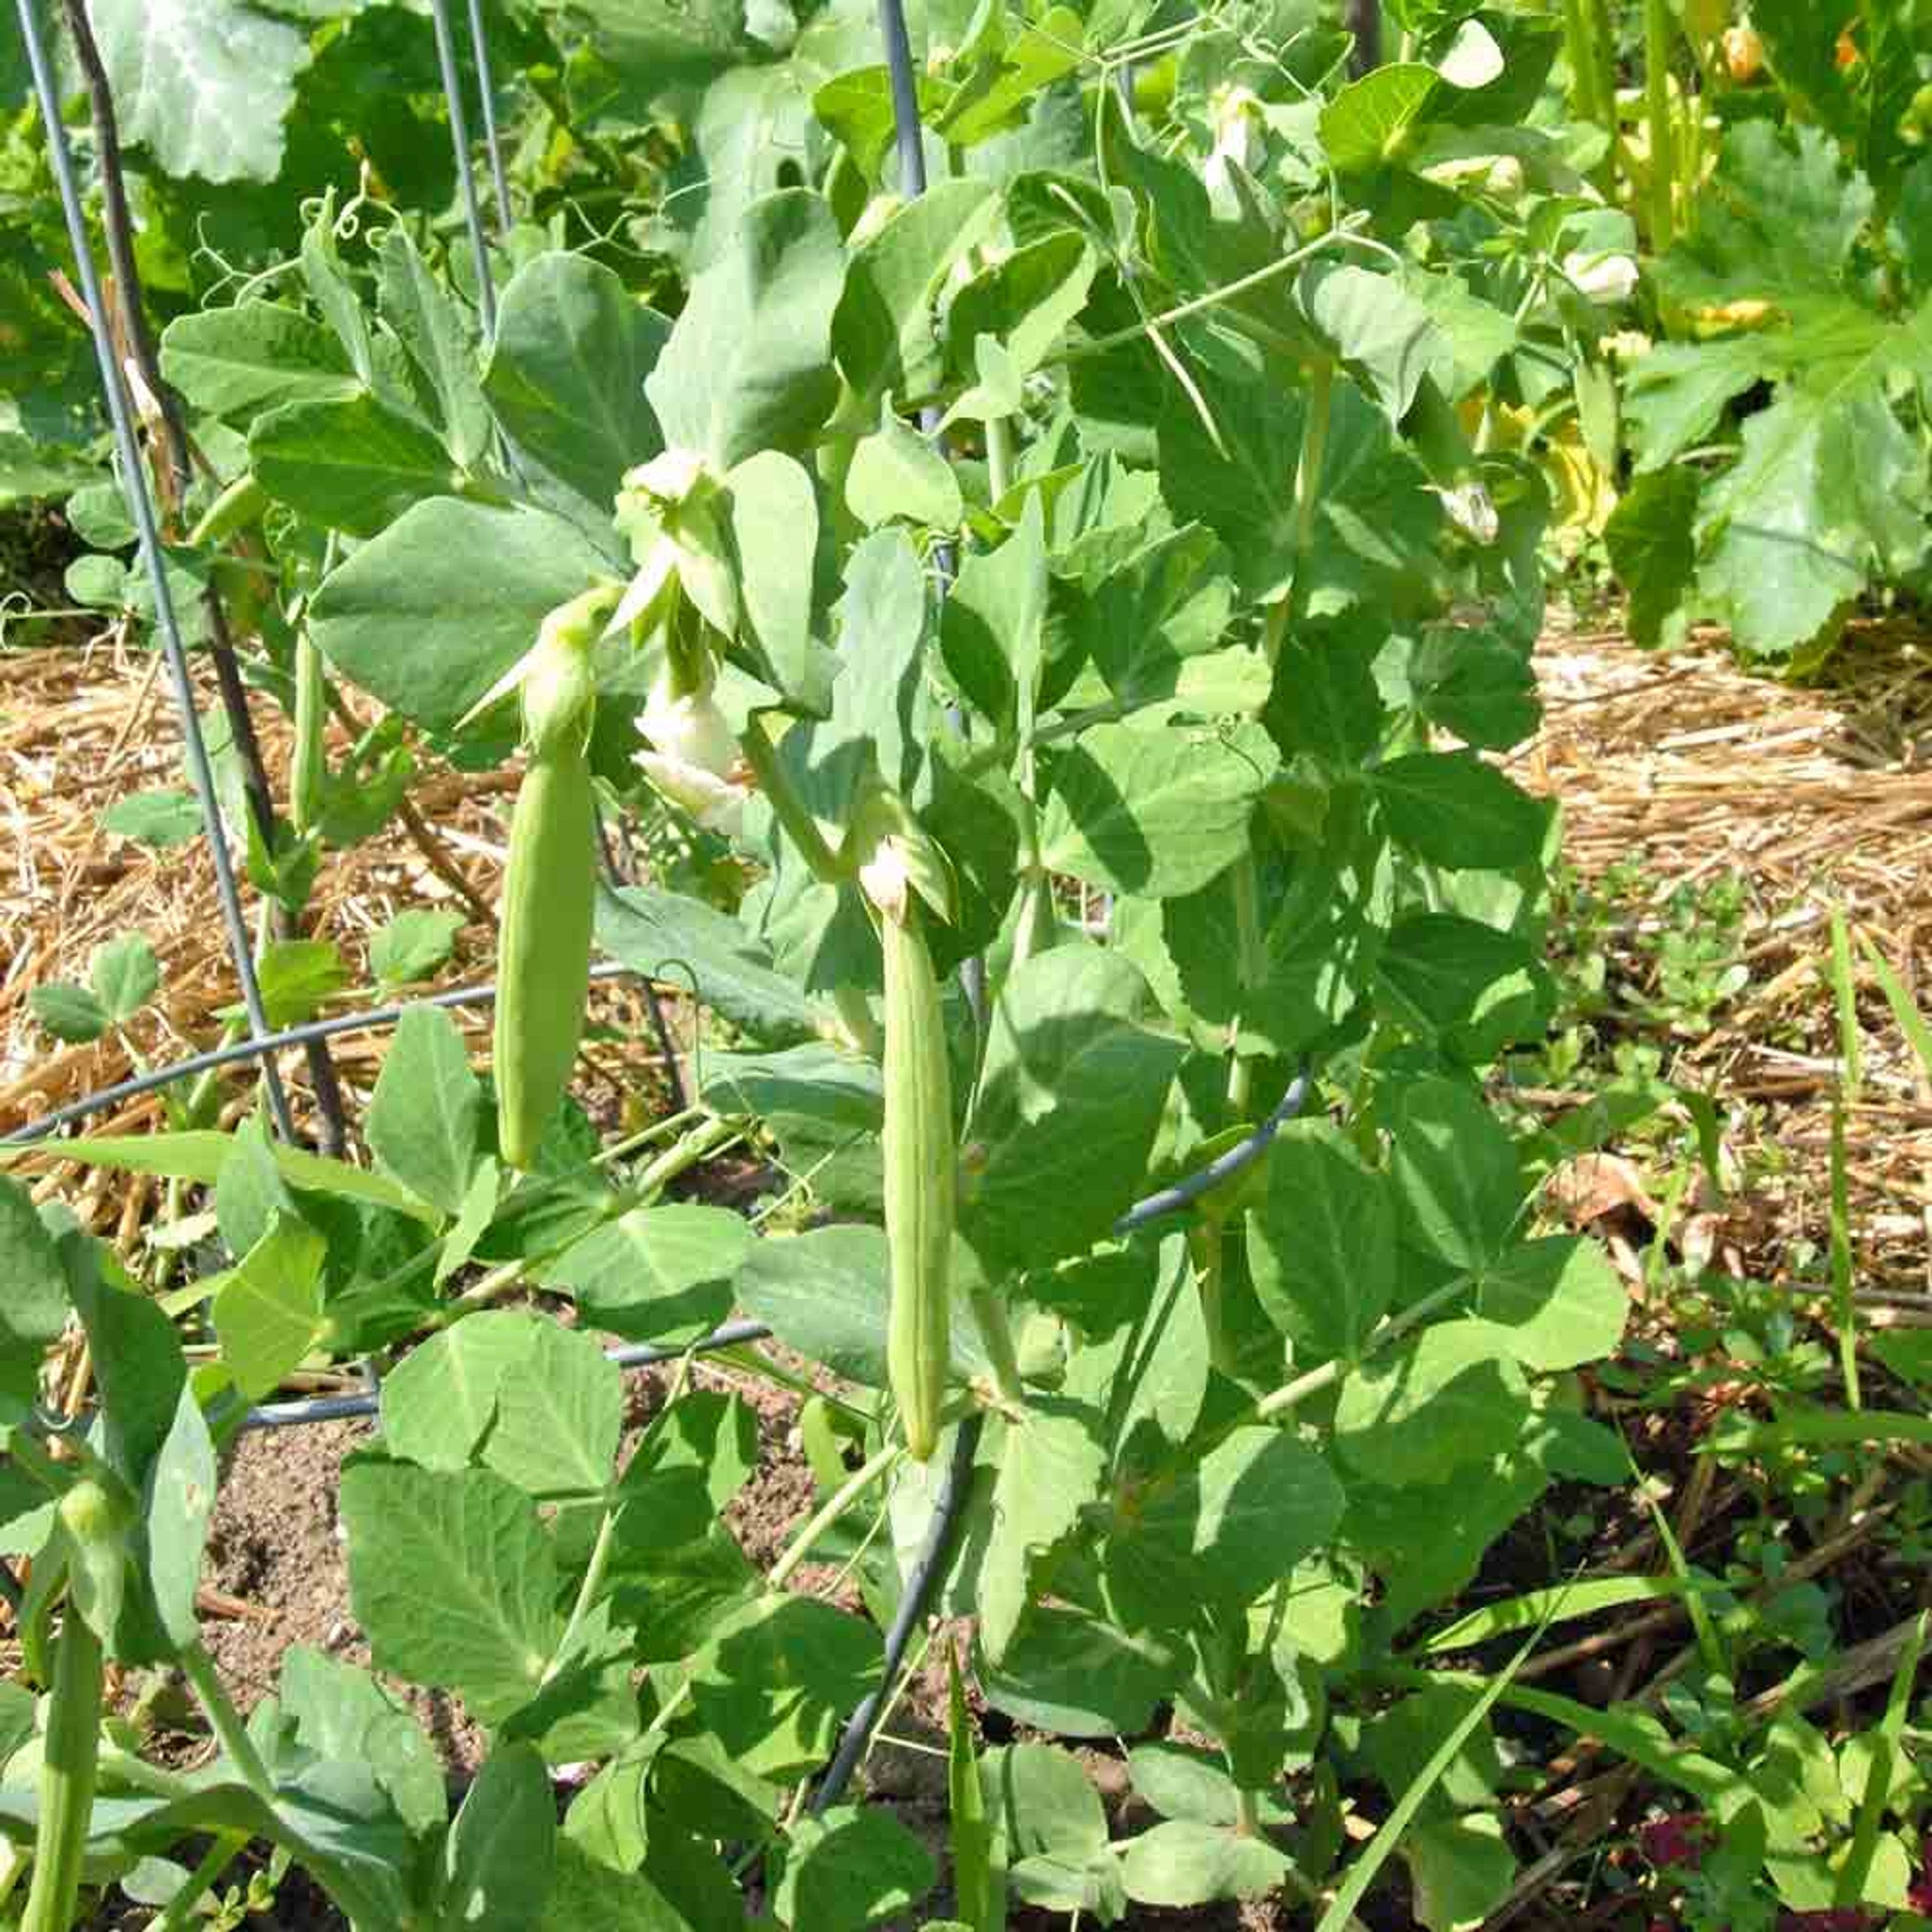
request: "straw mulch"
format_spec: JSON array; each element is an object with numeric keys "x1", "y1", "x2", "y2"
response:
[
  {"x1": 1519, "y1": 611, "x2": 1932, "y2": 1297},
  {"x1": 1, "y1": 628, "x2": 679, "y2": 1234},
  {"x1": 7, "y1": 605, "x2": 1932, "y2": 1299}
]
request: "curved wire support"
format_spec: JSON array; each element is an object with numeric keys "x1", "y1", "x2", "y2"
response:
[
  {"x1": 811, "y1": 1411, "x2": 984, "y2": 1811},
  {"x1": 426, "y1": 0, "x2": 500, "y2": 337},
  {"x1": 14, "y1": 0, "x2": 295, "y2": 1142},
  {"x1": 235, "y1": 1319, "x2": 776, "y2": 1433},
  {"x1": 0, "y1": 964, "x2": 643, "y2": 1149},
  {"x1": 1113, "y1": 1057, "x2": 1317, "y2": 1235},
  {"x1": 462, "y1": 0, "x2": 514, "y2": 235}
]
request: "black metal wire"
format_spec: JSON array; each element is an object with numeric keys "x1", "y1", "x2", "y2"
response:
[
  {"x1": 811, "y1": 1411, "x2": 983, "y2": 1810},
  {"x1": 1112, "y1": 1058, "x2": 1316, "y2": 1235},
  {"x1": 0, "y1": 964, "x2": 636, "y2": 1148},
  {"x1": 463, "y1": 0, "x2": 515, "y2": 237},
  {"x1": 16, "y1": 0, "x2": 296, "y2": 1143},
  {"x1": 237, "y1": 1320, "x2": 774, "y2": 1432},
  {"x1": 427, "y1": 0, "x2": 500, "y2": 337}
]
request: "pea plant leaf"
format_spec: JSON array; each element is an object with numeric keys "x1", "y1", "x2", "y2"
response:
[
  {"x1": 645, "y1": 188, "x2": 845, "y2": 471},
  {"x1": 340, "y1": 1462, "x2": 564, "y2": 1726},
  {"x1": 963, "y1": 946, "x2": 1187, "y2": 1272},
  {"x1": 366, "y1": 1007, "x2": 486, "y2": 1223},
  {"x1": 483, "y1": 252, "x2": 670, "y2": 509},
  {"x1": 308, "y1": 499, "x2": 616, "y2": 734},
  {"x1": 90, "y1": 0, "x2": 312, "y2": 184}
]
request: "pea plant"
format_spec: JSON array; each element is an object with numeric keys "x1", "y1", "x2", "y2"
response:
[{"x1": 1, "y1": 1, "x2": 1651, "y2": 1926}]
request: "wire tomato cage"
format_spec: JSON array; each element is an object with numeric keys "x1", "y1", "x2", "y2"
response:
[{"x1": 8, "y1": 0, "x2": 1317, "y2": 1823}]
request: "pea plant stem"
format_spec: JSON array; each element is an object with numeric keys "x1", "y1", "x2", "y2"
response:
[
  {"x1": 768, "y1": 1439, "x2": 906, "y2": 1590},
  {"x1": 738, "y1": 718, "x2": 847, "y2": 883},
  {"x1": 968, "y1": 1284, "x2": 1026, "y2": 1408},
  {"x1": 20, "y1": 1611, "x2": 103, "y2": 1932},
  {"x1": 180, "y1": 1641, "x2": 278, "y2": 1808},
  {"x1": 1642, "y1": 0, "x2": 1677, "y2": 251}
]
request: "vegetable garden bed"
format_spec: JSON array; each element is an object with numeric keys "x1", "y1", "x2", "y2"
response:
[{"x1": 8, "y1": 1, "x2": 1932, "y2": 1928}]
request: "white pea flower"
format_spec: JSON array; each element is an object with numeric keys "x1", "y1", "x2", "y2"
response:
[
  {"x1": 636, "y1": 672, "x2": 752, "y2": 839},
  {"x1": 1562, "y1": 250, "x2": 1640, "y2": 306}
]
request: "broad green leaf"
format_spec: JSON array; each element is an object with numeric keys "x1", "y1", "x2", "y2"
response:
[
  {"x1": 595, "y1": 884, "x2": 819, "y2": 1045},
  {"x1": 936, "y1": 7, "x2": 1086, "y2": 148},
  {"x1": 735, "y1": 1226, "x2": 894, "y2": 1388},
  {"x1": 1038, "y1": 721, "x2": 1275, "y2": 899},
  {"x1": 979, "y1": 1399, "x2": 1108, "y2": 1664},
  {"x1": 1390, "y1": 1075, "x2": 1523, "y2": 1272},
  {"x1": 980, "y1": 1605, "x2": 1183, "y2": 1737},
  {"x1": 569, "y1": 0, "x2": 778, "y2": 100},
  {"x1": 99, "y1": 789, "x2": 202, "y2": 848},
  {"x1": 775, "y1": 1806, "x2": 937, "y2": 1927},
  {"x1": 309, "y1": 499, "x2": 614, "y2": 736},
  {"x1": 941, "y1": 491, "x2": 1050, "y2": 738},
  {"x1": 1407, "y1": 628, "x2": 1539, "y2": 751},
  {"x1": 1334, "y1": 1320, "x2": 1531, "y2": 1484},
  {"x1": 1604, "y1": 466, "x2": 1700, "y2": 650},
  {"x1": 212, "y1": 1214, "x2": 328, "y2": 1401},
  {"x1": 688, "y1": 1595, "x2": 880, "y2": 1779},
  {"x1": 483, "y1": 1320, "x2": 623, "y2": 1500},
  {"x1": 646, "y1": 189, "x2": 844, "y2": 471},
  {"x1": 728, "y1": 448, "x2": 825, "y2": 705},
  {"x1": 848, "y1": 416, "x2": 965, "y2": 530},
  {"x1": 28, "y1": 982, "x2": 105, "y2": 1044},
  {"x1": 87, "y1": 934, "x2": 159, "y2": 1024},
  {"x1": 1295, "y1": 262, "x2": 1451, "y2": 423},
  {"x1": 159, "y1": 304, "x2": 361, "y2": 421},
  {"x1": 945, "y1": 231, "x2": 1098, "y2": 401},
  {"x1": 1247, "y1": 1122, "x2": 1396, "y2": 1364},
  {"x1": 369, "y1": 909, "x2": 464, "y2": 987},
  {"x1": 65, "y1": 1234, "x2": 186, "y2": 1490},
  {"x1": 280, "y1": 1646, "x2": 448, "y2": 1838},
  {"x1": 810, "y1": 526, "x2": 934, "y2": 801},
  {"x1": 250, "y1": 393, "x2": 457, "y2": 539},
  {"x1": 1063, "y1": 523, "x2": 1235, "y2": 712},
  {"x1": 546, "y1": 1203, "x2": 749, "y2": 1346},
  {"x1": 1375, "y1": 912, "x2": 1554, "y2": 1063},
  {"x1": 1128, "y1": 1745, "x2": 1275, "y2": 1828},
  {"x1": 378, "y1": 228, "x2": 491, "y2": 470},
  {"x1": 1475, "y1": 1235, "x2": 1626, "y2": 1371},
  {"x1": 1346, "y1": 1452, "x2": 1548, "y2": 1628},
  {"x1": 438, "y1": 1743, "x2": 556, "y2": 1932},
  {"x1": 0, "y1": 1180, "x2": 70, "y2": 1408},
  {"x1": 1622, "y1": 339, "x2": 1768, "y2": 475},
  {"x1": 1374, "y1": 751, "x2": 1546, "y2": 870},
  {"x1": 835, "y1": 179, "x2": 1001, "y2": 405},
  {"x1": 1363, "y1": 1683, "x2": 1502, "y2": 1810},
  {"x1": 91, "y1": 0, "x2": 311, "y2": 183},
  {"x1": 217, "y1": 1104, "x2": 294, "y2": 1271},
  {"x1": 367, "y1": 1006, "x2": 485, "y2": 1220},
  {"x1": 1103, "y1": 1427, "x2": 1343, "y2": 1628},
  {"x1": 1696, "y1": 361, "x2": 1932, "y2": 658},
  {"x1": 1119, "y1": 1820, "x2": 1290, "y2": 1908},
  {"x1": 964, "y1": 946, "x2": 1186, "y2": 1271},
  {"x1": 340, "y1": 1463, "x2": 562, "y2": 1724},
  {"x1": 483, "y1": 253, "x2": 669, "y2": 509},
  {"x1": 143, "y1": 1386, "x2": 217, "y2": 1650},
  {"x1": 638, "y1": 1391, "x2": 758, "y2": 1514},
  {"x1": 378, "y1": 1312, "x2": 541, "y2": 1473},
  {"x1": 1318, "y1": 64, "x2": 1440, "y2": 172},
  {"x1": 538, "y1": 1838, "x2": 686, "y2": 1930}
]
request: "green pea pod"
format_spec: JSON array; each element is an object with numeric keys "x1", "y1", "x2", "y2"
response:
[
  {"x1": 289, "y1": 633, "x2": 328, "y2": 839},
  {"x1": 880, "y1": 892, "x2": 955, "y2": 1461},
  {"x1": 20, "y1": 1606, "x2": 105, "y2": 1932},
  {"x1": 493, "y1": 739, "x2": 598, "y2": 1174},
  {"x1": 489, "y1": 590, "x2": 618, "y2": 1173}
]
